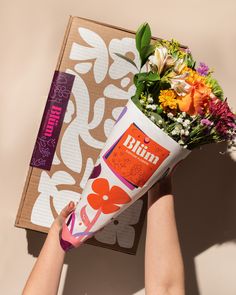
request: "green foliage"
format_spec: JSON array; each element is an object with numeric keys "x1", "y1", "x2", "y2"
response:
[
  {"x1": 135, "y1": 22, "x2": 154, "y2": 68},
  {"x1": 184, "y1": 53, "x2": 196, "y2": 69},
  {"x1": 134, "y1": 71, "x2": 160, "y2": 84},
  {"x1": 205, "y1": 75, "x2": 224, "y2": 100},
  {"x1": 135, "y1": 22, "x2": 151, "y2": 54}
]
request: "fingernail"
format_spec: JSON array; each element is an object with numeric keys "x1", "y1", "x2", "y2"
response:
[{"x1": 68, "y1": 201, "x2": 74, "y2": 209}]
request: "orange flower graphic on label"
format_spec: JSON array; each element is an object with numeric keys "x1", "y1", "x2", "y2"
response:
[{"x1": 87, "y1": 178, "x2": 131, "y2": 214}]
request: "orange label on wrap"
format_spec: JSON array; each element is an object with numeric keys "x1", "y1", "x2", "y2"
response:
[{"x1": 105, "y1": 123, "x2": 170, "y2": 188}]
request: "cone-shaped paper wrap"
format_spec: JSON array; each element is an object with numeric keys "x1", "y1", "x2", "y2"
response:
[{"x1": 60, "y1": 99, "x2": 191, "y2": 250}]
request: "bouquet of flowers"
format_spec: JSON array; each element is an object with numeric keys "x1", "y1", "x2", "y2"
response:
[{"x1": 60, "y1": 23, "x2": 236, "y2": 251}]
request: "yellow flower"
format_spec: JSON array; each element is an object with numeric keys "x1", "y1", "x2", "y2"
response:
[
  {"x1": 159, "y1": 89, "x2": 178, "y2": 112},
  {"x1": 181, "y1": 67, "x2": 205, "y2": 85}
]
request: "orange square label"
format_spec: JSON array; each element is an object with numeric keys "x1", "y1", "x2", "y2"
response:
[{"x1": 104, "y1": 123, "x2": 170, "y2": 188}]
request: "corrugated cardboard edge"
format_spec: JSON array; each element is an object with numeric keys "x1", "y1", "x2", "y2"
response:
[
  {"x1": 72, "y1": 16, "x2": 187, "y2": 48},
  {"x1": 15, "y1": 16, "x2": 74, "y2": 229}
]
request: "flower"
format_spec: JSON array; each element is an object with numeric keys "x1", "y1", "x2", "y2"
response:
[
  {"x1": 169, "y1": 72, "x2": 192, "y2": 96},
  {"x1": 196, "y1": 62, "x2": 209, "y2": 76},
  {"x1": 149, "y1": 46, "x2": 176, "y2": 74},
  {"x1": 150, "y1": 115, "x2": 155, "y2": 121},
  {"x1": 147, "y1": 95, "x2": 154, "y2": 103},
  {"x1": 174, "y1": 58, "x2": 186, "y2": 74},
  {"x1": 200, "y1": 118, "x2": 213, "y2": 126},
  {"x1": 209, "y1": 98, "x2": 236, "y2": 139},
  {"x1": 159, "y1": 89, "x2": 178, "y2": 113},
  {"x1": 87, "y1": 178, "x2": 131, "y2": 214},
  {"x1": 177, "y1": 79, "x2": 212, "y2": 115}
]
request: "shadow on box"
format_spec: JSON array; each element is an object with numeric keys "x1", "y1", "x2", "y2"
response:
[{"x1": 26, "y1": 142, "x2": 236, "y2": 295}]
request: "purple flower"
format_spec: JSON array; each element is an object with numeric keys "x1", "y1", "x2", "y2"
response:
[
  {"x1": 185, "y1": 48, "x2": 191, "y2": 54},
  {"x1": 200, "y1": 118, "x2": 213, "y2": 127},
  {"x1": 196, "y1": 62, "x2": 209, "y2": 76}
]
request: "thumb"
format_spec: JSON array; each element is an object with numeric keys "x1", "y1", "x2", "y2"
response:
[{"x1": 59, "y1": 201, "x2": 76, "y2": 220}]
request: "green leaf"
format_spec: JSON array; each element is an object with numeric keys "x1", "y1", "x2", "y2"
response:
[
  {"x1": 205, "y1": 75, "x2": 224, "y2": 100},
  {"x1": 131, "y1": 94, "x2": 142, "y2": 110},
  {"x1": 131, "y1": 81, "x2": 145, "y2": 110},
  {"x1": 137, "y1": 71, "x2": 160, "y2": 83},
  {"x1": 140, "y1": 44, "x2": 155, "y2": 67},
  {"x1": 114, "y1": 52, "x2": 139, "y2": 70},
  {"x1": 135, "y1": 22, "x2": 152, "y2": 65}
]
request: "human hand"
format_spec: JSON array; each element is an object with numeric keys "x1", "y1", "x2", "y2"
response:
[
  {"x1": 148, "y1": 160, "x2": 182, "y2": 200},
  {"x1": 50, "y1": 201, "x2": 76, "y2": 236}
]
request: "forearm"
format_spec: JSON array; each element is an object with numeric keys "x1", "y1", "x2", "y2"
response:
[
  {"x1": 145, "y1": 187, "x2": 185, "y2": 295},
  {"x1": 22, "y1": 224, "x2": 65, "y2": 295}
]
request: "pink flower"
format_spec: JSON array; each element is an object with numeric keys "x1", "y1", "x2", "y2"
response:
[{"x1": 209, "y1": 98, "x2": 236, "y2": 139}]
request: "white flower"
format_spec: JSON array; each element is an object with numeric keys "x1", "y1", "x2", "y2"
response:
[
  {"x1": 178, "y1": 139, "x2": 184, "y2": 145},
  {"x1": 177, "y1": 117, "x2": 183, "y2": 123},
  {"x1": 174, "y1": 58, "x2": 186, "y2": 74},
  {"x1": 158, "y1": 119, "x2": 163, "y2": 124},
  {"x1": 148, "y1": 55, "x2": 158, "y2": 66},
  {"x1": 147, "y1": 96, "x2": 154, "y2": 103},
  {"x1": 170, "y1": 74, "x2": 192, "y2": 96},
  {"x1": 180, "y1": 129, "x2": 185, "y2": 135},
  {"x1": 140, "y1": 99, "x2": 145, "y2": 105},
  {"x1": 182, "y1": 112, "x2": 186, "y2": 117},
  {"x1": 151, "y1": 105, "x2": 157, "y2": 110},
  {"x1": 183, "y1": 119, "x2": 191, "y2": 127},
  {"x1": 185, "y1": 130, "x2": 189, "y2": 136},
  {"x1": 167, "y1": 112, "x2": 174, "y2": 118},
  {"x1": 151, "y1": 46, "x2": 176, "y2": 74},
  {"x1": 171, "y1": 129, "x2": 177, "y2": 135},
  {"x1": 146, "y1": 104, "x2": 153, "y2": 109},
  {"x1": 150, "y1": 115, "x2": 155, "y2": 122}
]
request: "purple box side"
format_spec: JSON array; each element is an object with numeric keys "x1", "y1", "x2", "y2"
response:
[{"x1": 30, "y1": 71, "x2": 75, "y2": 170}]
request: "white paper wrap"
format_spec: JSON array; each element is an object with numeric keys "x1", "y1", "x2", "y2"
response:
[{"x1": 61, "y1": 98, "x2": 191, "y2": 250}]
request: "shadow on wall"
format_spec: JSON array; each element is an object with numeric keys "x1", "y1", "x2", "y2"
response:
[{"x1": 26, "y1": 142, "x2": 236, "y2": 295}]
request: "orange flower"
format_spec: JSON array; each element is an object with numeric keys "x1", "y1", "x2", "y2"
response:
[
  {"x1": 177, "y1": 80, "x2": 212, "y2": 115},
  {"x1": 87, "y1": 178, "x2": 131, "y2": 214}
]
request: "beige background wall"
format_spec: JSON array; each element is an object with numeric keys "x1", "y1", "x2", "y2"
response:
[{"x1": 0, "y1": 0, "x2": 236, "y2": 294}]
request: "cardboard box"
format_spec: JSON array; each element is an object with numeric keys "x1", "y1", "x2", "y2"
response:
[{"x1": 15, "y1": 16, "x2": 157, "y2": 255}]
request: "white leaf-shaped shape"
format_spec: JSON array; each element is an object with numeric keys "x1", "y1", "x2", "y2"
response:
[
  {"x1": 70, "y1": 27, "x2": 109, "y2": 83},
  {"x1": 53, "y1": 189, "x2": 80, "y2": 215},
  {"x1": 117, "y1": 225, "x2": 135, "y2": 248},
  {"x1": 121, "y1": 77, "x2": 130, "y2": 88},
  {"x1": 93, "y1": 200, "x2": 143, "y2": 248},
  {"x1": 52, "y1": 151, "x2": 61, "y2": 165},
  {"x1": 94, "y1": 223, "x2": 117, "y2": 245},
  {"x1": 104, "y1": 118, "x2": 115, "y2": 138},
  {"x1": 64, "y1": 100, "x2": 75, "y2": 123},
  {"x1": 60, "y1": 69, "x2": 105, "y2": 174},
  {"x1": 88, "y1": 97, "x2": 105, "y2": 129},
  {"x1": 109, "y1": 37, "x2": 140, "y2": 79},
  {"x1": 74, "y1": 62, "x2": 92, "y2": 74},
  {"x1": 112, "y1": 106, "x2": 124, "y2": 120},
  {"x1": 31, "y1": 171, "x2": 78, "y2": 227},
  {"x1": 79, "y1": 157, "x2": 94, "y2": 189},
  {"x1": 117, "y1": 199, "x2": 143, "y2": 225},
  {"x1": 104, "y1": 83, "x2": 136, "y2": 100}
]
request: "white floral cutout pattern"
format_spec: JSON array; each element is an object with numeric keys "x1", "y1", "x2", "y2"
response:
[
  {"x1": 31, "y1": 24, "x2": 145, "y2": 249},
  {"x1": 94, "y1": 200, "x2": 143, "y2": 248}
]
